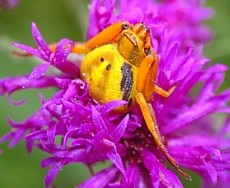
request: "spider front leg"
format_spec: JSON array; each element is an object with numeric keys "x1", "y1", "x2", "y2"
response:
[
  {"x1": 136, "y1": 92, "x2": 191, "y2": 180},
  {"x1": 138, "y1": 50, "x2": 176, "y2": 101},
  {"x1": 136, "y1": 53, "x2": 191, "y2": 180},
  {"x1": 50, "y1": 21, "x2": 131, "y2": 55}
]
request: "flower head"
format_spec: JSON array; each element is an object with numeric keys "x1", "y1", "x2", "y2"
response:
[{"x1": 1, "y1": 0, "x2": 230, "y2": 188}]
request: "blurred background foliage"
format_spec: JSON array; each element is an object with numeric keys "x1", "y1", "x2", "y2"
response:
[{"x1": 0, "y1": 0, "x2": 229, "y2": 187}]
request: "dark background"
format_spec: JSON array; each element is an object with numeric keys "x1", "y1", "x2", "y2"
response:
[{"x1": 0, "y1": 0, "x2": 229, "y2": 187}]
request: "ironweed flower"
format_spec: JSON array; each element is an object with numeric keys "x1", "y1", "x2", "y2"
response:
[
  {"x1": 1, "y1": 0, "x2": 230, "y2": 187},
  {"x1": 0, "y1": 0, "x2": 20, "y2": 10}
]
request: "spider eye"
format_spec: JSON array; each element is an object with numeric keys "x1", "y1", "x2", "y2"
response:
[{"x1": 100, "y1": 57, "x2": 105, "y2": 62}]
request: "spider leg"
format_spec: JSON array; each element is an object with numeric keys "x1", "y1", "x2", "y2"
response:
[
  {"x1": 136, "y1": 92, "x2": 191, "y2": 180},
  {"x1": 154, "y1": 85, "x2": 176, "y2": 98},
  {"x1": 136, "y1": 54, "x2": 155, "y2": 93},
  {"x1": 51, "y1": 21, "x2": 131, "y2": 54},
  {"x1": 85, "y1": 21, "x2": 130, "y2": 50},
  {"x1": 139, "y1": 49, "x2": 176, "y2": 101},
  {"x1": 136, "y1": 45, "x2": 190, "y2": 179}
]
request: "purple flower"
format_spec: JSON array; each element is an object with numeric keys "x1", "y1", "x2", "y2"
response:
[
  {"x1": 0, "y1": 0, "x2": 20, "y2": 10},
  {"x1": 1, "y1": 0, "x2": 230, "y2": 188}
]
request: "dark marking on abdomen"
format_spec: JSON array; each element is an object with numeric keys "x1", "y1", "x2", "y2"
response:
[{"x1": 121, "y1": 62, "x2": 133, "y2": 101}]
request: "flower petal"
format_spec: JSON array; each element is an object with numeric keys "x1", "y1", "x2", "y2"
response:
[
  {"x1": 78, "y1": 166, "x2": 118, "y2": 188},
  {"x1": 24, "y1": 62, "x2": 50, "y2": 87},
  {"x1": 31, "y1": 22, "x2": 51, "y2": 60},
  {"x1": 45, "y1": 163, "x2": 63, "y2": 188},
  {"x1": 103, "y1": 139, "x2": 126, "y2": 178},
  {"x1": 111, "y1": 115, "x2": 129, "y2": 143},
  {"x1": 142, "y1": 149, "x2": 183, "y2": 188}
]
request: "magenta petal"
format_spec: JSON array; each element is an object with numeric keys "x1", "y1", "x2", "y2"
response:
[
  {"x1": 7, "y1": 94, "x2": 26, "y2": 106},
  {"x1": 100, "y1": 100, "x2": 128, "y2": 115},
  {"x1": 0, "y1": 76, "x2": 28, "y2": 95},
  {"x1": 31, "y1": 22, "x2": 51, "y2": 60},
  {"x1": 103, "y1": 139, "x2": 126, "y2": 178},
  {"x1": 52, "y1": 39, "x2": 74, "y2": 64},
  {"x1": 92, "y1": 106, "x2": 108, "y2": 131},
  {"x1": 111, "y1": 115, "x2": 129, "y2": 143},
  {"x1": 51, "y1": 39, "x2": 79, "y2": 75},
  {"x1": 12, "y1": 42, "x2": 41, "y2": 58},
  {"x1": 45, "y1": 163, "x2": 62, "y2": 188},
  {"x1": 120, "y1": 163, "x2": 140, "y2": 187},
  {"x1": 54, "y1": 78, "x2": 72, "y2": 89},
  {"x1": 164, "y1": 42, "x2": 179, "y2": 68},
  {"x1": 78, "y1": 166, "x2": 118, "y2": 188},
  {"x1": 24, "y1": 62, "x2": 50, "y2": 87},
  {"x1": 0, "y1": 75, "x2": 57, "y2": 95},
  {"x1": 8, "y1": 129, "x2": 26, "y2": 148},
  {"x1": 203, "y1": 160, "x2": 218, "y2": 185},
  {"x1": 0, "y1": 118, "x2": 28, "y2": 148},
  {"x1": 142, "y1": 149, "x2": 183, "y2": 188}
]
